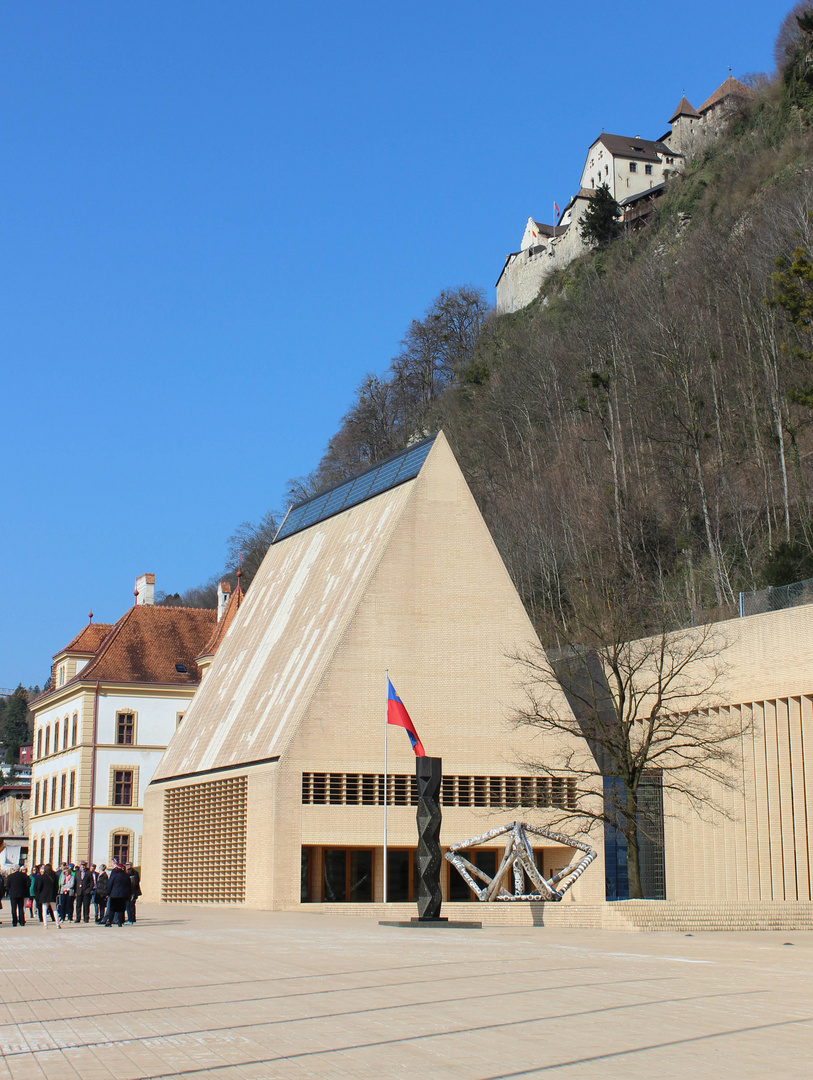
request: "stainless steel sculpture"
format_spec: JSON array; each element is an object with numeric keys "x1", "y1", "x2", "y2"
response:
[{"x1": 445, "y1": 821, "x2": 596, "y2": 901}]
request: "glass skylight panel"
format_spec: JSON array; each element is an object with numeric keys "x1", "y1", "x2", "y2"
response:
[{"x1": 274, "y1": 435, "x2": 436, "y2": 542}]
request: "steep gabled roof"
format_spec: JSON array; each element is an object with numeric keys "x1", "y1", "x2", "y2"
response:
[
  {"x1": 594, "y1": 134, "x2": 674, "y2": 163},
  {"x1": 532, "y1": 221, "x2": 566, "y2": 238},
  {"x1": 669, "y1": 96, "x2": 700, "y2": 122},
  {"x1": 78, "y1": 605, "x2": 216, "y2": 685},
  {"x1": 197, "y1": 580, "x2": 244, "y2": 662},
  {"x1": 698, "y1": 76, "x2": 752, "y2": 114},
  {"x1": 56, "y1": 622, "x2": 114, "y2": 658}
]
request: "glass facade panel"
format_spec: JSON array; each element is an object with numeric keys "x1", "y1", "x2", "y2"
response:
[{"x1": 324, "y1": 849, "x2": 347, "y2": 902}]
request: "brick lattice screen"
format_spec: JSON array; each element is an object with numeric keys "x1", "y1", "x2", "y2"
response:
[{"x1": 162, "y1": 776, "x2": 248, "y2": 903}]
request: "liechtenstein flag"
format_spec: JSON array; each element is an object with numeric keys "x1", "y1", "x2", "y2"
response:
[{"x1": 387, "y1": 679, "x2": 426, "y2": 756}]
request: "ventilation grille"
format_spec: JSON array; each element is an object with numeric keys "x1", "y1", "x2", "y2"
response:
[
  {"x1": 162, "y1": 776, "x2": 247, "y2": 903},
  {"x1": 301, "y1": 772, "x2": 577, "y2": 810}
]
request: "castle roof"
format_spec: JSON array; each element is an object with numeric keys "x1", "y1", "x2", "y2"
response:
[
  {"x1": 669, "y1": 96, "x2": 700, "y2": 122},
  {"x1": 594, "y1": 134, "x2": 675, "y2": 163},
  {"x1": 698, "y1": 76, "x2": 752, "y2": 114}
]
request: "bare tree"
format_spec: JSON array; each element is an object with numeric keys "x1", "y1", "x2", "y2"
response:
[{"x1": 512, "y1": 587, "x2": 740, "y2": 898}]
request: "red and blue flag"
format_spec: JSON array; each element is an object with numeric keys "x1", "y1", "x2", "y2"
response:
[{"x1": 387, "y1": 679, "x2": 425, "y2": 757}]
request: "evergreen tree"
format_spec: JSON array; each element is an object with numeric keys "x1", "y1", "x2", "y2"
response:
[
  {"x1": 1, "y1": 686, "x2": 29, "y2": 764},
  {"x1": 579, "y1": 183, "x2": 622, "y2": 248}
]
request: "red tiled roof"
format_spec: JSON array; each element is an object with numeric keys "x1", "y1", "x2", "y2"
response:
[
  {"x1": 56, "y1": 623, "x2": 115, "y2": 657},
  {"x1": 198, "y1": 583, "x2": 244, "y2": 661},
  {"x1": 79, "y1": 605, "x2": 216, "y2": 685},
  {"x1": 698, "y1": 76, "x2": 752, "y2": 114}
]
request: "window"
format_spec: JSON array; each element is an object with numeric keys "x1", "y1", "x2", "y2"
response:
[
  {"x1": 645, "y1": 164, "x2": 653, "y2": 175},
  {"x1": 629, "y1": 161, "x2": 637, "y2": 173},
  {"x1": 54, "y1": 724, "x2": 59, "y2": 755},
  {"x1": 69, "y1": 771, "x2": 76, "y2": 807},
  {"x1": 37, "y1": 729, "x2": 42, "y2": 760},
  {"x1": 57, "y1": 834, "x2": 64, "y2": 865},
  {"x1": 116, "y1": 713, "x2": 135, "y2": 745},
  {"x1": 605, "y1": 164, "x2": 609, "y2": 175},
  {"x1": 323, "y1": 849, "x2": 373, "y2": 903},
  {"x1": 72, "y1": 714, "x2": 78, "y2": 745},
  {"x1": 67, "y1": 833, "x2": 73, "y2": 863},
  {"x1": 34, "y1": 781, "x2": 40, "y2": 816},
  {"x1": 113, "y1": 770, "x2": 134, "y2": 806},
  {"x1": 48, "y1": 835, "x2": 55, "y2": 866},
  {"x1": 176, "y1": 712, "x2": 185, "y2": 728},
  {"x1": 63, "y1": 716, "x2": 69, "y2": 748},
  {"x1": 60, "y1": 773, "x2": 66, "y2": 809},
  {"x1": 50, "y1": 776, "x2": 57, "y2": 812},
  {"x1": 112, "y1": 833, "x2": 131, "y2": 864},
  {"x1": 45, "y1": 727, "x2": 50, "y2": 757}
]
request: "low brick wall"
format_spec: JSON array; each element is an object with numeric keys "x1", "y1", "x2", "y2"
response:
[{"x1": 294, "y1": 899, "x2": 813, "y2": 931}]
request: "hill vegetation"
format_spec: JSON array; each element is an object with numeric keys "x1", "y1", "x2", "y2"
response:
[{"x1": 181, "y1": 8, "x2": 813, "y2": 646}]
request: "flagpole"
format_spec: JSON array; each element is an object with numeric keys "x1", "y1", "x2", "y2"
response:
[{"x1": 383, "y1": 669, "x2": 389, "y2": 904}]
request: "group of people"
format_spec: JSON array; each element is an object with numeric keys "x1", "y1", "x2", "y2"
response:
[{"x1": 1, "y1": 860, "x2": 141, "y2": 928}]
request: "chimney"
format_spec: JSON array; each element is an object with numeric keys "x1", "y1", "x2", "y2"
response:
[
  {"x1": 217, "y1": 580, "x2": 232, "y2": 622},
  {"x1": 135, "y1": 572, "x2": 155, "y2": 606}
]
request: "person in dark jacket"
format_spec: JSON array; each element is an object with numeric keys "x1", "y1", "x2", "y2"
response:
[
  {"x1": 6, "y1": 866, "x2": 30, "y2": 926},
  {"x1": 125, "y1": 863, "x2": 141, "y2": 924},
  {"x1": 34, "y1": 864, "x2": 59, "y2": 929},
  {"x1": 74, "y1": 861, "x2": 94, "y2": 924},
  {"x1": 105, "y1": 862, "x2": 130, "y2": 927},
  {"x1": 94, "y1": 865, "x2": 108, "y2": 923}
]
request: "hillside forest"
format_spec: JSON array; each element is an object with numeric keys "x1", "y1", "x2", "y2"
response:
[{"x1": 169, "y1": 8, "x2": 813, "y2": 646}]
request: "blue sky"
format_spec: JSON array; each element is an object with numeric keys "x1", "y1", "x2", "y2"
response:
[{"x1": 0, "y1": 0, "x2": 792, "y2": 689}]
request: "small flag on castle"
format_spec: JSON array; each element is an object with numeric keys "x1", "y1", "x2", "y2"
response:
[{"x1": 554, "y1": 201, "x2": 561, "y2": 220}]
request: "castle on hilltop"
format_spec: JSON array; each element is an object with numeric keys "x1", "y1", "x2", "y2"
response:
[{"x1": 496, "y1": 76, "x2": 752, "y2": 314}]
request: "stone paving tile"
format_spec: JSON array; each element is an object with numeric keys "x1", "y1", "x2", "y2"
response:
[{"x1": 1, "y1": 907, "x2": 812, "y2": 1078}]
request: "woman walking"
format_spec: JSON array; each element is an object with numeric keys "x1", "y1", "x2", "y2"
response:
[{"x1": 34, "y1": 864, "x2": 59, "y2": 929}]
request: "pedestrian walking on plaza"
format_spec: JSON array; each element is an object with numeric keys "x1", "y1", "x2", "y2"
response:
[
  {"x1": 74, "y1": 861, "x2": 93, "y2": 924},
  {"x1": 34, "y1": 864, "x2": 59, "y2": 928},
  {"x1": 125, "y1": 862, "x2": 141, "y2": 924},
  {"x1": 94, "y1": 865, "x2": 108, "y2": 923},
  {"x1": 58, "y1": 863, "x2": 76, "y2": 924},
  {"x1": 6, "y1": 866, "x2": 30, "y2": 927},
  {"x1": 105, "y1": 861, "x2": 130, "y2": 927},
  {"x1": 27, "y1": 867, "x2": 35, "y2": 917}
]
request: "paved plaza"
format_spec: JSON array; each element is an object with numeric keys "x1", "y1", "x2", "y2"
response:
[{"x1": 0, "y1": 905, "x2": 811, "y2": 1079}]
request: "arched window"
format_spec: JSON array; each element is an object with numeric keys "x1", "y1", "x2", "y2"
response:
[
  {"x1": 110, "y1": 829, "x2": 135, "y2": 866},
  {"x1": 48, "y1": 834, "x2": 55, "y2": 866},
  {"x1": 63, "y1": 716, "x2": 69, "y2": 748},
  {"x1": 66, "y1": 833, "x2": 73, "y2": 864},
  {"x1": 57, "y1": 833, "x2": 64, "y2": 866},
  {"x1": 37, "y1": 728, "x2": 42, "y2": 759},
  {"x1": 72, "y1": 714, "x2": 78, "y2": 745},
  {"x1": 54, "y1": 723, "x2": 60, "y2": 755},
  {"x1": 45, "y1": 727, "x2": 50, "y2": 757}
]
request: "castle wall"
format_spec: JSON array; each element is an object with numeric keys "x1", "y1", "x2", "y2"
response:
[{"x1": 497, "y1": 199, "x2": 590, "y2": 313}]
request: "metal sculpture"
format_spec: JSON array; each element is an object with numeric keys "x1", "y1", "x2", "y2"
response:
[
  {"x1": 415, "y1": 756, "x2": 443, "y2": 919},
  {"x1": 445, "y1": 821, "x2": 596, "y2": 901}
]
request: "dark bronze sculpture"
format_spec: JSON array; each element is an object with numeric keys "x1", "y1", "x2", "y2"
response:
[{"x1": 415, "y1": 756, "x2": 442, "y2": 920}]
